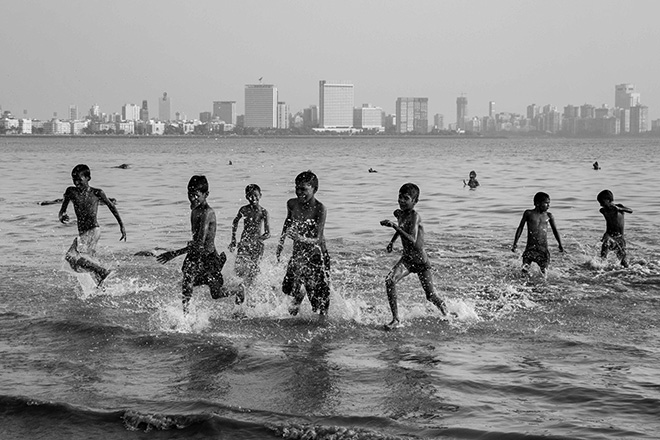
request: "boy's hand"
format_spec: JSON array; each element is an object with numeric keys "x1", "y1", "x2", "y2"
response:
[
  {"x1": 386, "y1": 242, "x2": 393, "y2": 253},
  {"x1": 59, "y1": 213, "x2": 69, "y2": 223},
  {"x1": 511, "y1": 244, "x2": 517, "y2": 252},
  {"x1": 380, "y1": 219, "x2": 394, "y2": 228},
  {"x1": 156, "y1": 251, "x2": 174, "y2": 264}
]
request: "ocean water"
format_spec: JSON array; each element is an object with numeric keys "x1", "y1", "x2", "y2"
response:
[{"x1": 1, "y1": 136, "x2": 659, "y2": 439}]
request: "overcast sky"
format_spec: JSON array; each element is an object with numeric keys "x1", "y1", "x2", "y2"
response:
[{"x1": 2, "y1": 0, "x2": 659, "y2": 122}]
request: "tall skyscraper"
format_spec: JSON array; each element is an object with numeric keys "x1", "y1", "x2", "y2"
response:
[
  {"x1": 158, "y1": 92, "x2": 171, "y2": 121},
  {"x1": 89, "y1": 104, "x2": 100, "y2": 120},
  {"x1": 434, "y1": 113, "x2": 444, "y2": 130},
  {"x1": 140, "y1": 100, "x2": 149, "y2": 121},
  {"x1": 489, "y1": 101, "x2": 495, "y2": 118},
  {"x1": 213, "y1": 101, "x2": 237, "y2": 124},
  {"x1": 277, "y1": 102, "x2": 289, "y2": 129},
  {"x1": 244, "y1": 85, "x2": 278, "y2": 128},
  {"x1": 630, "y1": 105, "x2": 649, "y2": 134},
  {"x1": 122, "y1": 103, "x2": 140, "y2": 121},
  {"x1": 396, "y1": 98, "x2": 428, "y2": 134},
  {"x1": 319, "y1": 80, "x2": 354, "y2": 128},
  {"x1": 615, "y1": 83, "x2": 640, "y2": 109},
  {"x1": 456, "y1": 96, "x2": 468, "y2": 130}
]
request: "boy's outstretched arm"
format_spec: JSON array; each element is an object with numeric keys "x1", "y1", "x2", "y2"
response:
[
  {"x1": 512, "y1": 212, "x2": 527, "y2": 251},
  {"x1": 156, "y1": 245, "x2": 189, "y2": 264},
  {"x1": 548, "y1": 213, "x2": 564, "y2": 252},
  {"x1": 386, "y1": 232, "x2": 399, "y2": 253},
  {"x1": 616, "y1": 203, "x2": 633, "y2": 214},
  {"x1": 97, "y1": 189, "x2": 126, "y2": 241},
  {"x1": 229, "y1": 210, "x2": 242, "y2": 252}
]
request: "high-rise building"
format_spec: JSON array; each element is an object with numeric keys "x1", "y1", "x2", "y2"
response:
[
  {"x1": 434, "y1": 113, "x2": 444, "y2": 130},
  {"x1": 615, "y1": 84, "x2": 641, "y2": 109},
  {"x1": 526, "y1": 104, "x2": 539, "y2": 120},
  {"x1": 277, "y1": 102, "x2": 289, "y2": 129},
  {"x1": 489, "y1": 101, "x2": 495, "y2": 118},
  {"x1": 353, "y1": 104, "x2": 383, "y2": 130},
  {"x1": 158, "y1": 92, "x2": 171, "y2": 121},
  {"x1": 630, "y1": 105, "x2": 649, "y2": 134},
  {"x1": 89, "y1": 104, "x2": 100, "y2": 120},
  {"x1": 456, "y1": 96, "x2": 468, "y2": 130},
  {"x1": 69, "y1": 105, "x2": 79, "y2": 121},
  {"x1": 319, "y1": 80, "x2": 354, "y2": 128},
  {"x1": 244, "y1": 85, "x2": 278, "y2": 128},
  {"x1": 213, "y1": 101, "x2": 237, "y2": 124},
  {"x1": 140, "y1": 100, "x2": 149, "y2": 121},
  {"x1": 122, "y1": 103, "x2": 140, "y2": 121},
  {"x1": 396, "y1": 97, "x2": 428, "y2": 134},
  {"x1": 303, "y1": 105, "x2": 319, "y2": 128}
]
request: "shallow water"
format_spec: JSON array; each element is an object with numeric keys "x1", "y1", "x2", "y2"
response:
[{"x1": 1, "y1": 136, "x2": 659, "y2": 439}]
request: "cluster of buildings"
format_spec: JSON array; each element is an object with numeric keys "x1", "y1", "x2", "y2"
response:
[{"x1": 1, "y1": 82, "x2": 658, "y2": 136}]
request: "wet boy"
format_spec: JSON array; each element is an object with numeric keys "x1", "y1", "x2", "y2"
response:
[
  {"x1": 276, "y1": 171, "x2": 330, "y2": 316},
  {"x1": 157, "y1": 175, "x2": 243, "y2": 312},
  {"x1": 512, "y1": 191, "x2": 564, "y2": 275},
  {"x1": 380, "y1": 183, "x2": 448, "y2": 329},
  {"x1": 229, "y1": 184, "x2": 271, "y2": 286},
  {"x1": 464, "y1": 170, "x2": 480, "y2": 189},
  {"x1": 59, "y1": 164, "x2": 126, "y2": 286},
  {"x1": 597, "y1": 189, "x2": 632, "y2": 267}
]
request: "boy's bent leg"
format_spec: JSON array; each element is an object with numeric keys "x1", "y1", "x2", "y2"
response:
[{"x1": 418, "y1": 270, "x2": 447, "y2": 316}]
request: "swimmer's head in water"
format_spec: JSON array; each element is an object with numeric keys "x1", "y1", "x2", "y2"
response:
[{"x1": 469, "y1": 170, "x2": 477, "y2": 178}]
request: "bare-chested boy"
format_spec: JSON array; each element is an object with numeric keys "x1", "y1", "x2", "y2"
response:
[
  {"x1": 59, "y1": 164, "x2": 126, "y2": 286},
  {"x1": 597, "y1": 189, "x2": 632, "y2": 267},
  {"x1": 511, "y1": 191, "x2": 564, "y2": 275},
  {"x1": 157, "y1": 175, "x2": 243, "y2": 312},
  {"x1": 380, "y1": 183, "x2": 448, "y2": 330},
  {"x1": 276, "y1": 171, "x2": 330, "y2": 317},
  {"x1": 229, "y1": 184, "x2": 270, "y2": 286}
]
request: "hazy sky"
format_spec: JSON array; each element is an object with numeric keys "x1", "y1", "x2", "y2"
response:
[{"x1": 2, "y1": 0, "x2": 659, "y2": 122}]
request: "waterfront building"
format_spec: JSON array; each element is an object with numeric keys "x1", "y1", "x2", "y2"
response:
[
  {"x1": 396, "y1": 97, "x2": 428, "y2": 134},
  {"x1": 353, "y1": 104, "x2": 383, "y2": 131},
  {"x1": 213, "y1": 101, "x2": 237, "y2": 124},
  {"x1": 89, "y1": 104, "x2": 100, "y2": 120},
  {"x1": 122, "y1": 104, "x2": 140, "y2": 121},
  {"x1": 244, "y1": 85, "x2": 278, "y2": 128},
  {"x1": 434, "y1": 113, "x2": 444, "y2": 130},
  {"x1": 158, "y1": 92, "x2": 171, "y2": 121},
  {"x1": 629, "y1": 105, "x2": 649, "y2": 134},
  {"x1": 615, "y1": 84, "x2": 641, "y2": 109},
  {"x1": 456, "y1": 96, "x2": 468, "y2": 130},
  {"x1": 303, "y1": 105, "x2": 319, "y2": 128},
  {"x1": 319, "y1": 80, "x2": 354, "y2": 128},
  {"x1": 140, "y1": 100, "x2": 149, "y2": 121},
  {"x1": 489, "y1": 101, "x2": 495, "y2": 118},
  {"x1": 277, "y1": 102, "x2": 289, "y2": 129},
  {"x1": 68, "y1": 105, "x2": 79, "y2": 121}
]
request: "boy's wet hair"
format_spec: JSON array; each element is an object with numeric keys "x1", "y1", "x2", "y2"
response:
[
  {"x1": 533, "y1": 191, "x2": 550, "y2": 205},
  {"x1": 71, "y1": 164, "x2": 91, "y2": 179},
  {"x1": 295, "y1": 170, "x2": 318, "y2": 192},
  {"x1": 188, "y1": 175, "x2": 209, "y2": 193},
  {"x1": 597, "y1": 189, "x2": 614, "y2": 204},
  {"x1": 469, "y1": 170, "x2": 477, "y2": 177},
  {"x1": 245, "y1": 184, "x2": 261, "y2": 195},
  {"x1": 399, "y1": 182, "x2": 420, "y2": 202}
]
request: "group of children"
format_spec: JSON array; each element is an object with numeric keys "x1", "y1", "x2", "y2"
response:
[{"x1": 58, "y1": 164, "x2": 633, "y2": 328}]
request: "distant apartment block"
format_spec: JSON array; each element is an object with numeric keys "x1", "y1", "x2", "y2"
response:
[
  {"x1": 245, "y1": 85, "x2": 278, "y2": 128},
  {"x1": 319, "y1": 80, "x2": 354, "y2": 128},
  {"x1": 615, "y1": 84, "x2": 640, "y2": 109},
  {"x1": 213, "y1": 101, "x2": 237, "y2": 124},
  {"x1": 140, "y1": 100, "x2": 149, "y2": 121},
  {"x1": 122, "y1": 103, "x2": 140, "y2": 121},
  {"x1": 158, "y1": 92, "x2": 171, "y2": 121},
  {"x1": 434, "y1": 114, "x2": 444, "y2": 130},
  {"x1": 303, "y1": 105, "x2": 319, "y2": 128},
  {"x1": 353, "y1": 104, "x2": 383, "y2": 130},
  {"x1": 277, "y1": 102, "x2": 289, "y2": 129},
  {"x1": 396, "y1": 97, "x2": 428, "y2": 134}
]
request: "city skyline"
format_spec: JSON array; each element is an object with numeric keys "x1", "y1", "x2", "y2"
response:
[{"x1": 2, "y1": 1, "x2": 659, "y2": 122}]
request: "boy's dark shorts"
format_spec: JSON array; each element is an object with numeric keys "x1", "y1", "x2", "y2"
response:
[
  {"x1": 182, "y1": 250, "x2": 226, "y2": 290},
  {"x1": 282, "y1": 250, "x2": 330, "y2": 313},
  {"x1": 522, "y1": 247, "x2": 550, "y2": 269},
  {"x1": 601, "y1": 233, "x2": 627, "y2": 259},
  {"x1": 235, "y1": 240, "x2": 264, "y2": 276}
]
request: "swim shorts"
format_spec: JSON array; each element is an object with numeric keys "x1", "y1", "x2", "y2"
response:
[
  {"x1": 282, "y1": 247, "x2": 331, "y2": 314},
  {"x1": 601, "y1": 233, "x2": 627, "y2": 261},
  {"x1": 402, "y1": 256, "x2": 432, "y2": 274},
  {"x1": 522, "y1": 246, "x2": 550, "y2": 270},
  {"x1": 65, "y1": 227, "x2": 101, "y2": 272},
  {"x1": 235, "y1": 239, "x2": 264, "y2": 277},
  {"x1": 182, "y1": 250, "x2": 226, "y2": 295}
]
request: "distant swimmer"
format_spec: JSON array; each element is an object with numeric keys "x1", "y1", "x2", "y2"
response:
[
  {"x1": 228, "y1": 160, "x2": 233, "y2": 165},
  {"x1": 463, "y1": 170, "x2": 479, "y2": 189},
  {"x1": 368, "y1": 168, "x2": 378, "y2": 173},
  {"x1": 593, "y1": 161, "x2": 600, "y2": 170},
  {"x1": 113, "y1": 164, "x2": 130, "y2": 169}
]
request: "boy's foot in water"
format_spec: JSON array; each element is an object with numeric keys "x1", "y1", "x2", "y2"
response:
[{"x1": 383, "y1": 319, "x2": 403, "y2": 330}]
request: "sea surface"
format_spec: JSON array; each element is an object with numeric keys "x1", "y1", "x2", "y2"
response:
[{"x1": 1, "y1": 136, "x2": 659, "y2": 439}]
